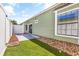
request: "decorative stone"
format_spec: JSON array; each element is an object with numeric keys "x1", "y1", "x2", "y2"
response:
[{"x1": 38, "y1": 36, "x2": 79, "y2": 56}]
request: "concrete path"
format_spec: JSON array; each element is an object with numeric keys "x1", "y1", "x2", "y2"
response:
[
  {"x1": 16, "y1": 33, "x2": 40, "y2": 41},
  {"x1": 23, "y1": 33, "x2": 40, "y2": 39},
  {"x1": 16, "y1": 35, "x2": 29, "y2": 41}
]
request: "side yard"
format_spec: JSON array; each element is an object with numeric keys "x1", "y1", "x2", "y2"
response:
[
  {"x1": 4, "y1": 40, "x2": 55, "y2": 56},
  {"x1": 4, "y1": 39, "x2": 69, "y2": 56}
]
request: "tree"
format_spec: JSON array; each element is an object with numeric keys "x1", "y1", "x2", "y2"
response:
[{"x1": 11, "y1": 20, "x2": 17, "y2": 25}]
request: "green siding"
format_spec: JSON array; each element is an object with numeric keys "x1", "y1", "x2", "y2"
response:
[
  {"x1": 23, "y1": 4, "x2": 78, "y2": 44},
  {"x1": 32, "y1": 10, "x2": 54, "y2": 38}
]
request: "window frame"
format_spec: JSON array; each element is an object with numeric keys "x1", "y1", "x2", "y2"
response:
[{"x1": 55, "y1": 7, "x2": 79, "y2": 39}]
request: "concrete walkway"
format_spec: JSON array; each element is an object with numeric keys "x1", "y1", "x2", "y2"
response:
[
  {"x1": 23, "y1": 33, "x2": 40, "y2": 39},
  {"x1": 16, "y1": 35, "x2": 29, "y2": 41},
  {"x1": 16, "y1": 33, "x2": 40, "y2": 41}
]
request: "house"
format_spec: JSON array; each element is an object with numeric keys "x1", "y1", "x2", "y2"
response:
[
  {"x1": 0, "y1": 4, "x2": 13, "y2": 55},
  {"x1": 0, "y1": 3, "x2": 78, "y2": 55},
  {"x1": 21, "y1": 3, "x2": 78, "y2": 45}
]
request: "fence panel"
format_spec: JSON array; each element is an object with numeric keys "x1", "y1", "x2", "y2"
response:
[{"x1": 0, "y1": 7, "x2": 6, "y2": 55}]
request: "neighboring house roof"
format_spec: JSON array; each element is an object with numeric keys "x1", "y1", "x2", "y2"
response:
[{"x1": 21, "y1": 3, "x2": 72, "y2": 24}]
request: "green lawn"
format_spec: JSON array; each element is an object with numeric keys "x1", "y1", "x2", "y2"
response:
[{"x1": 4, "y1": 39, "x2": 69, "y2": 56}]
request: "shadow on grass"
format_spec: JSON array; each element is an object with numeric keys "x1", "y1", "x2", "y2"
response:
[{"x1": 30, "y1": 39, "x2": 70, "y2": 56}]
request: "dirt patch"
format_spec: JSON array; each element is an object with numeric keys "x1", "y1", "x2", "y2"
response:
[{"x1": 7, "y1": 33, "x2": 20, "y2": 46}]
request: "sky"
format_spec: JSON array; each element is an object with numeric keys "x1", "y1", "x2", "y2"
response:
[{"x1": 2, "y1": 3, "x2": 55, "y2": 24}]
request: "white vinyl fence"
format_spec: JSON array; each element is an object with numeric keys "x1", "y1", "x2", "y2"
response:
[
  {"x1": 13, "y1": 25, "x2": 24, "y2": 34},
  {"x1": 0, "y1": 5, "x2": 13, "y2": 55},
  {"x1": 6, "y1": 19, "x2": 13, "y2": 43}
]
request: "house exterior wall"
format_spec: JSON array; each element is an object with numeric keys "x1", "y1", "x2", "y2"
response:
[
  {"x1": 23, "y1": 19, "x2": 34, "y2": 33},
  {"x1": 23, "y1": 4, "x2": 79, "y2": 44},
  {"x1": 32, "y1": 10, "x2": 54, "y2": 38}
]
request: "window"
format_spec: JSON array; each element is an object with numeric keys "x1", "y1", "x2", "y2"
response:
[
  {"x1": 57, "y1": 25, "x2": 62, "y2": 34},
  {"x1": 56, "y1": 8, "x2": 79, "y2": 38},
  {"x1": 61, "y1": 24, "x2": 66, "y2": 35},
  {"x1": 71, "y1": 23, "x2": 78, "y2": 36},
  {"x1": 66, "y1": 24, "x2": 72, "y2": 35},
  {"x1": 25, "y1": 25, "x2": 27, "y2": 30},
  {"x1": 57, "y1": 24, "x2": 66, "y2": 35}
]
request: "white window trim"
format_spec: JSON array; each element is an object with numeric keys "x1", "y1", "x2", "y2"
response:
[{"x1": 55, "y1": 6, "x2": 79, "y2": 39}]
